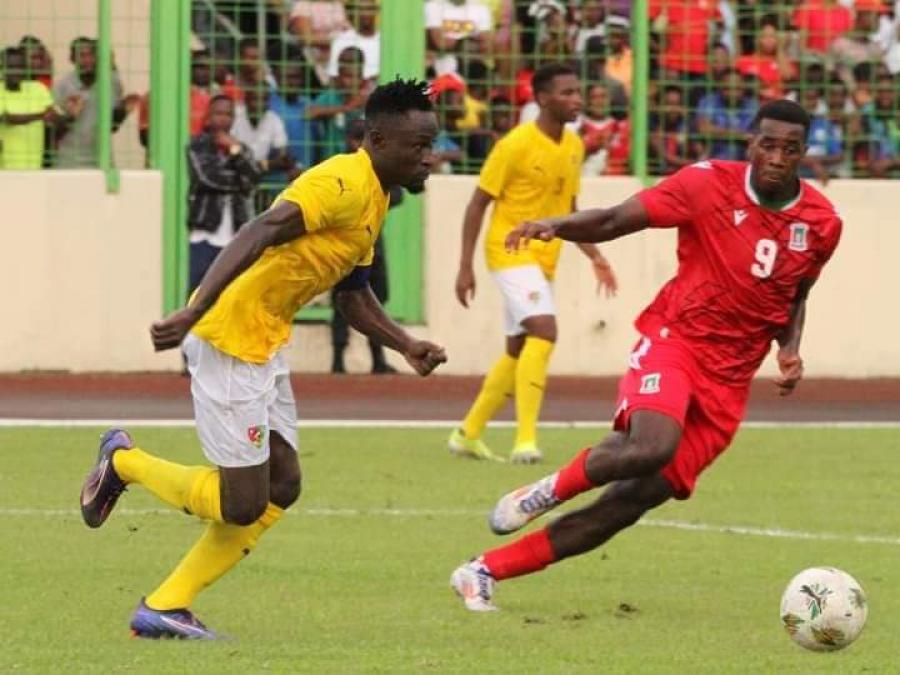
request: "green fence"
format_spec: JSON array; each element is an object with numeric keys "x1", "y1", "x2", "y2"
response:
[{"x1": 3, "y1": 0, "x2": 900, "y2": 320}]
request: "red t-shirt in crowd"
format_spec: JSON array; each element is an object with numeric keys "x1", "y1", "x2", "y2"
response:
[
  {"x1": 650, "y1": 0, "x2": 721, "y2": 74},
  {"x1": 792, "y1": 2, "x2": 852, "y2": 53}
]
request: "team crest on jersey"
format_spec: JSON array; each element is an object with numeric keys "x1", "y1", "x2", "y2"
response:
[
  {"x1": 247, "y1": 425, "x2": 267, "y2": 448},
  {"x1": 639, "y1": 373, "x2": 661, "y2": 394},
  {"x1": 527, "y1": 290, "x2": 541, "y2": 303},
  {"x1": 789, "y1": 222, "x2": 809, "y2": 251}
]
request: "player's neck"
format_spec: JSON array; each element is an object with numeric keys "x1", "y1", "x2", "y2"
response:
[
  {"x1": 535, "y1": 112, "x2": 564, "y2": 143},
  {"x1": 748, "y1": 169, "x2": 801, "y2": 211}
]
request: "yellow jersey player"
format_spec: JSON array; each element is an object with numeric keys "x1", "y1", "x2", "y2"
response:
[
  {"x1": 79, "y1": 79, "x2": 446, "y2": 639},
  {"x1": 450, "y1": 63, "x2": 618, "y2": 464}
]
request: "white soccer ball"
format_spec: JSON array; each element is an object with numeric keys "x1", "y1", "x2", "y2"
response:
[{"x1": 780, "y1": 567, "x2": 868, "y2": 652}]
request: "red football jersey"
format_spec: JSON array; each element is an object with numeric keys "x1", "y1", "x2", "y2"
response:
[{"x1": 635, "y1": 160, "x2": 842, "y2": 385}]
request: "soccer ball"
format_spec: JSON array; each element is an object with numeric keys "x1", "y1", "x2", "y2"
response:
[{"x1": 780, "y1": 567, "x2": 868, "y2": 651}]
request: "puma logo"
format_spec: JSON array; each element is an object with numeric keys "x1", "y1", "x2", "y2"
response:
[{"x1": 336, "y1": 177, "x2": 348, "y2": 195}]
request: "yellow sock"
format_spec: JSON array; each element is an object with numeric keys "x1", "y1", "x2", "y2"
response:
[
  {"x1": 462, "y1": 353, "x2": 517, "y2": 439},
  {"x1": 146, "y1": 503, "x2": 284, "y2": 610},
  {"x1": 515, "y1": 337, "x2": 554, "y2": 447},
  {"x1": 113, "y1": 448, "x2": 222, "y2": 521}
]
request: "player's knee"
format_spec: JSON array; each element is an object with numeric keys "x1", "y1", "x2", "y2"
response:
[
  {"x1": 625, "y1": 435, "x2": 678, "y2": 474},
  {"x1": 222, "y1": 496, "x2": 268, "y2": 526},
  {"x1": 270, "y1": 470, "x2": 302, "y2": 510}
]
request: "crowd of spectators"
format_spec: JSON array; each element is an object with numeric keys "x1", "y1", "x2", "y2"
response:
[{"x1": 3, "y1": 0, "x2": 900, "y2": 181}]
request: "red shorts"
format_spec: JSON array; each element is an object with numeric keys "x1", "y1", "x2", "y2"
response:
[{"x1": 613, "y1": 335, "x2": 749, "y2": 499}]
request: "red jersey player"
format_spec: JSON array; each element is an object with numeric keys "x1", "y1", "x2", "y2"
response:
[{"x1": 451, "y1": 99, "x2": 843, "y2": 611}]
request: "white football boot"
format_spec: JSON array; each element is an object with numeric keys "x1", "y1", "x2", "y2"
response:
[
  {"x1": 489, "y1": 474, "x2": 561, "y2": 535},
  {"x1": 450, "y1": 559, "x2": 498, "y2": 612}
]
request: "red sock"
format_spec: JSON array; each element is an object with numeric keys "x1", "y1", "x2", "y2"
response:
[
  {"x1": 482, "y1": 528, "x2": 557, "y2": 580},
  {"x1": 552, "y1": 447, "x2": 595, "y2": 501}
]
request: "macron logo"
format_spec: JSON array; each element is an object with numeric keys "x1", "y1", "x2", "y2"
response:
[{"x1": 734, "y1": 209, "x2": 748, "y2": 226}]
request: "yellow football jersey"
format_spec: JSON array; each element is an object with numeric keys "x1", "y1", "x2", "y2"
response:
[
  {"x1": 192, "y1": 149, "x2": 389, "y2": 363},
  {"x1": 479, "y1": 121, "x2": 584, "y2": 278}
]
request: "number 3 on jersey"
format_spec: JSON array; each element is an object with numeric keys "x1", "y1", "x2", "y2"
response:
[{"x1": 751, "y1": 238, "x2": 778, "y2": 278}]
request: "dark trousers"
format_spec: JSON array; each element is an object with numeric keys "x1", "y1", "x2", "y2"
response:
[{"x1": 188, "y1": 240, "x2": 223, "y2": 295}]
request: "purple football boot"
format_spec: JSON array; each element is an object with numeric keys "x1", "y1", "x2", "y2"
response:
[
  {"x1": 79, "y1": 428, "x2": 133, "y2": 528},
  {"x1": 130, "y1": 599, "x2": 218, "y2": 640}
]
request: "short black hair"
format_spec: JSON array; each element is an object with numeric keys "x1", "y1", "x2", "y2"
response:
[
  {"x1": 532, "y1": 62, "x2": 577, "y2": 95},
  {"x1": 69, "y1": 36, "x2": 96, "y2": 61},
  {"x1": 2, "y1": 46, "x2": 25, "y2": 69},
  {"x1": 364, "y1": 77, "x2": 433, "y2": 122},
  {"x1": 750, "y1": 99, "x2": 811, "y2": 140}
]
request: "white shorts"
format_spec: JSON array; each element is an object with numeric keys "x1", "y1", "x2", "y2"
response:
[
  {"x1": 182, "y1": 333, "x2": 298, "y2": 468},
  {"x1": 492, "y1": 265, "x2": 556, "y2": 336}
]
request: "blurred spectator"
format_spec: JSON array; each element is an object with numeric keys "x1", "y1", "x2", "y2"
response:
[
  {"x1": 580, "y1": 82, "x2": 617, "y2": 175},
  {"x1": 425, "y1": 0, "x2": 493, "y2": 76},
  {"x1": 457, "y1": 59, "x2": 490, "y2": 130},
  {"x1": 231, "y1": 86, "x2": 297, "y2": 197},
  {"x1": 735, "y1": 14, "x2": 797, "y2": 98},
  {"x1": 530, "y1": 0, "x2": 572, "y2": 59},
  {"x1": 830, "y1": 3, "x2": 888, "y2": 86},
  {"x1": 189, "y1": 49, "x2": 214, "y2": 135},
  {"x1": 650, "y1": 84, "x2": 696, "y2": 174},
  {"x1": 799, "y1": 84, "x2": 845, "y2": 183},
  {"x1": 850, "y1": 61, "x2": 877, "y2": 109},
  {"x1": 327, "y1": 0, "x2": 381, "y2": 81},
  {"x1": 52, "y1": 37, "x2": 138, "y2": 168},
  {"x1": 288, "y1": 0, "x2": 350, "y2": 86},
  {"x1": 583, "y1": 36, "x2": 629, "y2": 115},
  {"x1": 19, "y1": 35, "x2": 52, "y2": 88},
  {"x1": 432, "y1": 76, "x2": 467, "y2": 172},
  {"x1": 573, "y1": 0, "x2": 608, "y2": 54},
  {"x1": 605, "y1": 106, "x2": 631, "y2": 175},
  {"x1": 0, "y1": 46, "x2": 57, "y2": 169},
  {"x1": 604, "y1": 15, "x2": 633, "y2": 95},
  {"x1": 854, "y1": 73, "x2": 900, "y2": 176},
  {"x1": 488, "y1": 94, "x2": 515, "y2": 138},
  {"x1": 695, "y1": 70, "x2": 759, "y2": 160},
  {"x1": 221, "y1": 38, "x2": 268, "y2": 102},
  {"x1": 269, "y1": 55, "x2": 315, "y2": 172},
  {"x1": 186, "y1": 94, "x2": 261, "y2": 294},
  {"x1": 330, "y1": 117, "x2": 399, "y2": 375},
  {"x1": 792, "y1": 0, "x2": 852, "y2": 55},
  {"x1": 310, "y1": 47, "x2": 372, "y2": 162},
  {"x1": 650, "y1": 0, "x2": 723, "y2": 80},
  {"x1": 708, "y1": 42, "x2": 733, "y2": 82}
]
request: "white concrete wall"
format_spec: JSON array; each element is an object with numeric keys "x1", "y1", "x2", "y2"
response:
[{"x1": 0, "y1": 172, "x2": 897, "y2": 377}]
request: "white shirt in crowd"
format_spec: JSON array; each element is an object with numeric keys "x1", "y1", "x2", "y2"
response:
[
  {"x1": 231, "y1": 105, "x2": 288, "y2": 163},
  {"x1": 425, "y1": 0, "x2": 493, "y2": 75},
  {"x1": 327, "y1": 29, "x2": 381, "y2": 79}
]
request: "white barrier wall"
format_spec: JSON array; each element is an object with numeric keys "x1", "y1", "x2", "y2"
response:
[{"x1": 0, "y1": 172, "x2": 897, "y2": 376}]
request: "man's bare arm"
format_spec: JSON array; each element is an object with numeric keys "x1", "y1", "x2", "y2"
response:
[{"x1": 150, "y1": 200, "x2": 305, "y2": 351}]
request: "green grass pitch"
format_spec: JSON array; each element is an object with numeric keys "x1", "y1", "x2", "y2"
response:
[{"x1": 1, "y1": 425, "x2": 898, "y2": 673}]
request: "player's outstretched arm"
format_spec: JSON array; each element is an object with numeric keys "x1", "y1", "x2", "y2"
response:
[
  {"x1": 150, "y1": 201, "x2": 306, "y2": 352},
  {"x1": 334, "y1": 286, "x2": 447, "y2": 376},
  {"x1": 774, "y1": 277, "x2": 815, "y2": 396},
  {"x1": 506, "y1": 197, "x2": 649, "y2": 250}
]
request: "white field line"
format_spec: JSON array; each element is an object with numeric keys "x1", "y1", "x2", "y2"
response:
[
  {"x1": 0, "y1": 418, "x2": 897, "y2": 429},
  {"x1": 2, "y1": 505, "x2": 899, "y2": 546}
]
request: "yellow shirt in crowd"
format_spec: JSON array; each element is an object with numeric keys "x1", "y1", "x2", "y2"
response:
[
  {"x1": 479, "y1": 121, "x2": 583, "y2": 278},
  {"x1": 0, "y1": 81, "x2": 53, "y2": 169},
  {"x1": 192, "y1": 148, "x2": 389, "y2": 363}
]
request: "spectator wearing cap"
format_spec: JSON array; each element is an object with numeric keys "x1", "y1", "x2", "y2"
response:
[
  {"x1": 695, "y1": 69, "x2": 758, "y2": 161},
  {"x1": 735, "y1": 14, "x2": 797, "y2": 99},
  {"x1": 573, "y1": 0, "x2": 607, "y2": 54},
  {"x1": 604, "y1": 15, "x2": 633, "y2": 95},
  {"x1": 425, "y1": 0, "x2": 493, "y2": 76},
  {"x1": 327, "y1": 0, "x2": 380, "y2": 81},
  {"x1": 529, "y1": 0, "x2": 572, "y2": 59}
]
